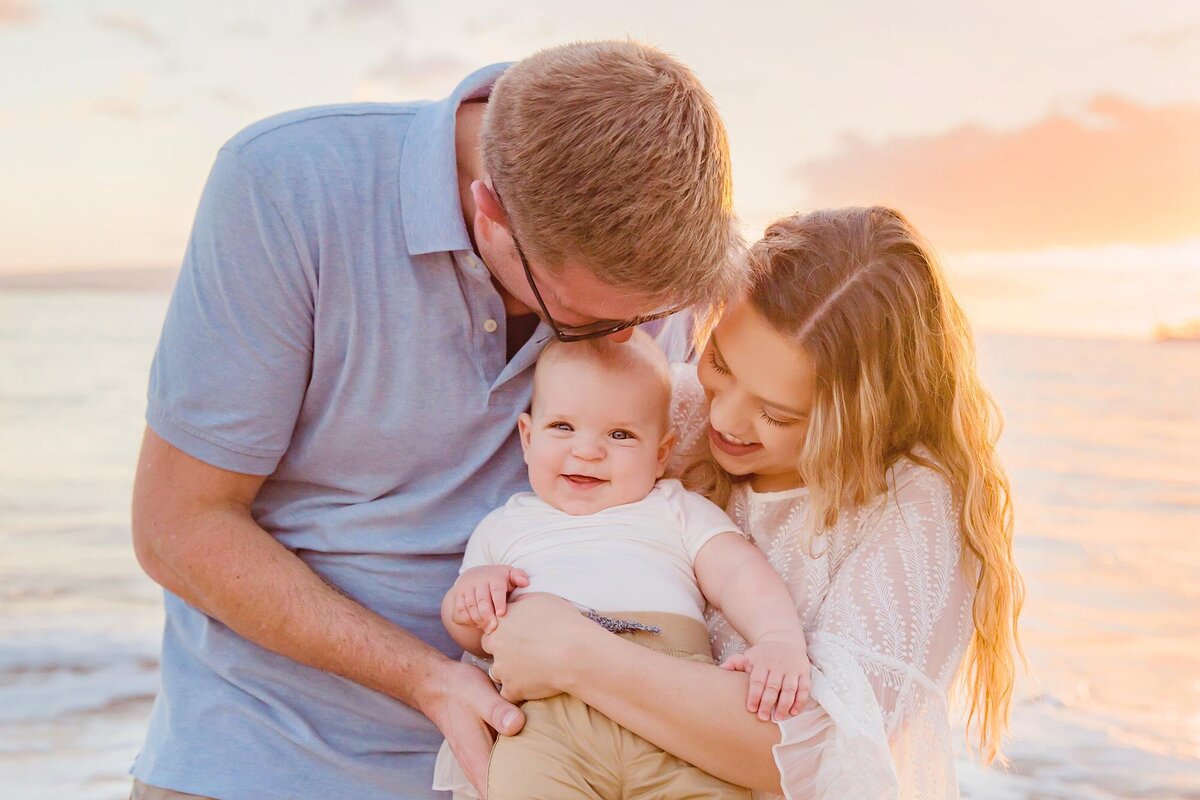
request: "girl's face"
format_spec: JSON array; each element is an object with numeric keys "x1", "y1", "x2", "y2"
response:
[{"x1": 697, "y1": 302, "x2": 818, "y2": 492}]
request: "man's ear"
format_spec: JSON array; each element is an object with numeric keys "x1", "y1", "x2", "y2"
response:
[
  {"x1": 471, "y1": 178, "x2": 508, "y2": 228},
  {"x1": 656, "y1": 429, "x2": 677, "y2": 478},
  {"x1": 517, "y1": 412, "x2": 534, "y2": 461}
]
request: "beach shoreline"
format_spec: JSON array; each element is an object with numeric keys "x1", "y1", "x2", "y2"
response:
[{"x1": 0, "y1": 268, "x2": 178, "y2": 293}]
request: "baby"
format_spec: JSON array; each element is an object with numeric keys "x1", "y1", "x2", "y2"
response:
[{"x1": 432, "y1": 332, "x2": 809, "y2": 800}]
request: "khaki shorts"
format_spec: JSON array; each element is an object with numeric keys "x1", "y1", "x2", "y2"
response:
[{"x1": 486, "y1": 611, "x2": 751, "y2": 800}]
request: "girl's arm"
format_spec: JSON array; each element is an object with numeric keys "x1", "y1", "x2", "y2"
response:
[{"x1": 482, "y1": 593, "x2": 800, "y2": 792}]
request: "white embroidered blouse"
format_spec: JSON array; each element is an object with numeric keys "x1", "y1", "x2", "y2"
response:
[{"x1": 670, "y1": 363, "x2": 979, "y2": 800}]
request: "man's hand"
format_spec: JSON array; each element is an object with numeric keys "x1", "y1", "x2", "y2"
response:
[
  {"x1": 452, "y1": 565, "x2": 530, "y2": 633},
  {"x1": 417, "y1": 660, "x2": 525, "y2": 798},
  {"x1": 720, "y1": 634, "x2": 810, "y2": 722}
]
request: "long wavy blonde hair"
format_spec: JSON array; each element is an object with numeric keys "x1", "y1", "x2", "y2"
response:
[{"x1": 686, "y1": 206, "x2": 1025, "y2": 764}]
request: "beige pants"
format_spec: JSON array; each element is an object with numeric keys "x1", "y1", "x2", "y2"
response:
[
  {"x1": 486, "y1": 611, "x2": 751, "y2": 800},
  {"x1": 129, "y1": 780, "x2": 213, "y2": 800}
]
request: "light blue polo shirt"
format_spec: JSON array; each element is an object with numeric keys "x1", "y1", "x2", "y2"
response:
[{"x1": 134, "y1": 63, "x2": 695, "y2": 799}]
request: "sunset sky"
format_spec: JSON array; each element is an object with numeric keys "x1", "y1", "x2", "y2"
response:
[{"x1": 1, "y1": 0, "x2": 1197, "y2": 337}]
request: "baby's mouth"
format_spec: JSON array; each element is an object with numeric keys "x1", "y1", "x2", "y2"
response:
[{"x1": 563, "y1": 474, "x2": 606, "y2": 488}]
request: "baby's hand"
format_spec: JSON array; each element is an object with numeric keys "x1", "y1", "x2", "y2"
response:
[
  {"x1": 451, "y1": 565, "x2": 530, "y2": 633},
  {"x1": 720, "y1": 634, "x2": 810, "y2": 722}
]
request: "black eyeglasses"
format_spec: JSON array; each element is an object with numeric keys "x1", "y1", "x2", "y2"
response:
[{"x1": 493, "y1": 185, "x2": 685, "y2": 343}]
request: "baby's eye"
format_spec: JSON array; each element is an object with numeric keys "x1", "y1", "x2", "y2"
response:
[
  {"x1": 549, "y1": 421, "x2": 573, "y2": 432},
  {"x1": 610, "y1": 430, "x2": 636, "y2": 441}
]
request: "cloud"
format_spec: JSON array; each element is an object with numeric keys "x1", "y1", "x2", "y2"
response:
[
  {"x1": 462, "y1": 14, "x2": 556, "y2": 41},
  {"x1": 74, "y1": 72, "x2": 178, "y2": 121},
  {"x1": 0, "y1": 0, "x2": 37, "y2": 25},
  {"x1": 354, "y1": 48, "x2": 470, "y2": 101},
  {"x1": 94, "y1": 12, "x2": 166, "y2": 48},
  {"x1": 311, "y1": 0, "x2": 403, "y2": 27},
  {"x1": 209, "y1": 89, "x2": 253, "y2": 110},
  {"x1": 1129, "y1": 23, "x2": 1200, "y2": 50},
  {"x1": 83, "y1": 97, "x2": 143, "y2": 120},
  {"x1": 224, "y1": 18, "x2": 268, "y2": 38},
  {"x1": 792, "y1": 96, "x2": 1200, "y2": 252}
]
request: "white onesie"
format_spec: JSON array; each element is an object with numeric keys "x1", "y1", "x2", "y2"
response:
[{"x1": 459, "y1": 477, "x2": 741, "y2": 620}]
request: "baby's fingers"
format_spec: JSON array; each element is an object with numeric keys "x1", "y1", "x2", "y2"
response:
[
  {"x1": 452, "y1": 594, "x2": 472, "y2": 625},
  {"x1": 746, "y1": 664, "x2": 770, "y2": 714},
  {"x1": 490, "y1": 580, "x2": 508, "y2": 618},
  {"x1": 756, "y1": 669, "x2": 783, "y2": 722},
  {"x1": 719, "y1": 654, "x2": 750, "y2": 672},
  {"x1": 471, "y1": 585, "x2": 496, "y2": 631},
  {"x1": 790, "y1": 673, "x2": 811, "y2": 716},
  {"x1": 508, "y1": 568, "x2": 530, "y2": 588},
  {"x1": 773, "y1": 675, "x2": 799, "y2": 721}
]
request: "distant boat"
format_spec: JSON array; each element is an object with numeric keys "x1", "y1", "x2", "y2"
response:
[{"x1": 1154, "y1": 320, "x2": 1200, "y2": 342}]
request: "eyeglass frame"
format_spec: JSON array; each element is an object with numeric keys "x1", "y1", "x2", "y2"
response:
[{"x1": 491, "y1": 184, "x2": 686, "y2": 343}]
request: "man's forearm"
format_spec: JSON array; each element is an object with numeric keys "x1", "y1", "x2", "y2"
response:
[{"x1": 138, "y1": 502, "x2": 447, "y2": 708}]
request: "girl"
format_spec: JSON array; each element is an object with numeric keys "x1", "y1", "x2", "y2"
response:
[{"x1": 481, "y1": 206, "x2": 1025, "y2": 799}]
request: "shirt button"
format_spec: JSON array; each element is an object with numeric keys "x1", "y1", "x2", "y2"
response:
[
  {"x1": 466, "y1": 255, "x2": 482, "y2": 270},
  {"x1": 483, "y1": 318, "x2": 499, "y2": 333}
]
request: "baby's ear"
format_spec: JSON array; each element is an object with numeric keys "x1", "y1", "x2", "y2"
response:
[
  {"x1": 517, "y1": 412, "x2": 534, "y2": 458},
  {"x1": 656, "y1": 429, "x2": 677, "y2": 477}
]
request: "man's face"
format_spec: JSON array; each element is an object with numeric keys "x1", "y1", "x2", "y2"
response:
[{"x1": 469, "y1": 181, "x2": 665, "y2": 340}]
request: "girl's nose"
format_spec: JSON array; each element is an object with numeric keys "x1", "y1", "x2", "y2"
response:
[{"x1": 708, "y1": 389, "x2": 748, "y2": 440}]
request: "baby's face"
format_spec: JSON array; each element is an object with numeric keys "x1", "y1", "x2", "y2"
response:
[{"x1": 519, "y1": 358, "x2": 674, "y2": 516}]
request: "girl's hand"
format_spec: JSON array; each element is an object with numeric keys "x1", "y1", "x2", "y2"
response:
[
  {"x1": 720, "y1": 635, "x2": 810, "y2": 721},
  {"x1": 452, "y1": 565, "x2": 530, "y2": 633},
  {"x1": 481, "y1": 593, "x2": 595, "y2": 703}
]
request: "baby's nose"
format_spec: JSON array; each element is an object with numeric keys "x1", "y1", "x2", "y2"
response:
[{"x1": 571, "y1": 440, "x2": 605, "y2": 460}]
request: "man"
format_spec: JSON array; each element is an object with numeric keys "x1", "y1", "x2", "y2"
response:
[{"x1": 130, "y1": 40, "x2": 745, "y2": 799}]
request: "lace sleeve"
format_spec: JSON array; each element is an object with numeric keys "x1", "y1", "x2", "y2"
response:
[
  {"x1": 666, "y1": 361, "x2": 710, "y2": 478},
  {"x1": 769, "y1": 463, "x2": 977, "y2": 800}
]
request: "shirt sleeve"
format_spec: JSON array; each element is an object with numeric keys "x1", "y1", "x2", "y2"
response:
[
  {"x1": 770, "y1": 465, "x2": 977, "y2": 800},
  {"x1": 459, "y1": 508, "x2": 504, "y2": 572},
  {"x1": 146, "y1": 146, "x2": 316, "y2": 475},
  {"x1": 665, "y1": 480, "x2": 744, "y2": 562}
]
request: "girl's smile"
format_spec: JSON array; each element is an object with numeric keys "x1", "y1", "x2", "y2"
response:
[{"x1": 708, "y1": 425, "x2": 763, "y2": 457}]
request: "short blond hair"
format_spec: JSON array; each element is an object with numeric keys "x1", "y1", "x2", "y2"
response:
[
  {"x1": 483, "y1": 40, "x2": 745, "y2": 312},
  {"x1": 533, "y1": 331, "x2": 672, "y2": 433}
]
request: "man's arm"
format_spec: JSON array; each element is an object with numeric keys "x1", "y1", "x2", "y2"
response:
[{"x1": 131, "y1": 427, "x2": 523, "y2": 788}]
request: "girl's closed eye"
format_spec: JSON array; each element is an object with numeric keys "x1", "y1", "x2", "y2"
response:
[
  {"x1": 759, "y1": 410, "x2": 794, "y2": 428},
  {"x1": 707, "y1": 350, "x2": 730, "y2": 375},
  {"x1": 548, "y1": 421, "x2": 573, "y2": 432}
]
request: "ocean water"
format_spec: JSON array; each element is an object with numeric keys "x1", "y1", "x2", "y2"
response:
[{"x1": 0, "y1": 290, "x2": 1197, "y2": 799}]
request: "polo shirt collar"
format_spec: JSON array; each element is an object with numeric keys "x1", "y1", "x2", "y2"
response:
[{"x1": 399, "y1": 62, "x2": 511, "y2": 256}]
